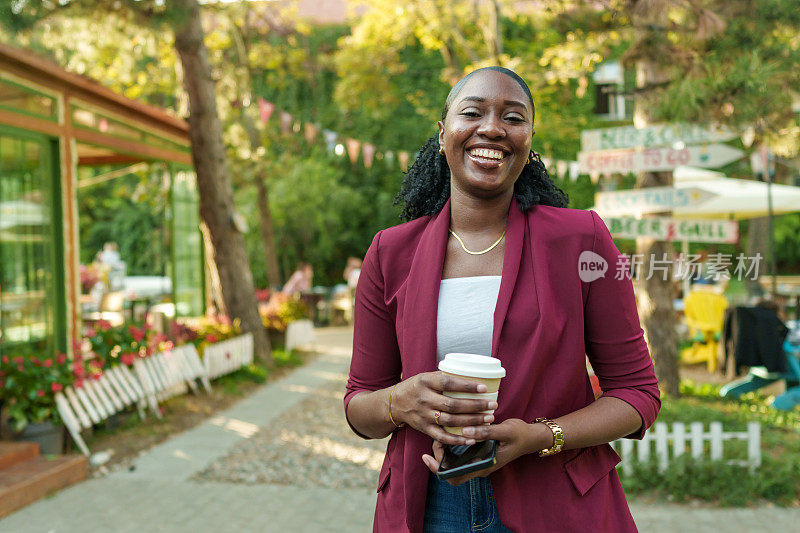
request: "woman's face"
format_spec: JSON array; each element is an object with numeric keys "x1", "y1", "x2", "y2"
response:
[{"x1": 438, "y1": 70, "x2": 533, "y2": 199}]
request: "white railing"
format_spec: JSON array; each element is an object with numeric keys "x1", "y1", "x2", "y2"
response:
[
  {"x1": 612, "y1": 421, "x2": 761, "y2": 474},
  {"x1": 56, "y1": 333, "x2": 253, "y2": 459}
]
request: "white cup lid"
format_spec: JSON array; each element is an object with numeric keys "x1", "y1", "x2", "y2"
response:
[{"x1": 438, "y1": 353, "x2": 506, "y2": 379}]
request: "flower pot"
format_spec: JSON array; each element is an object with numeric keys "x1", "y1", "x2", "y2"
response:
[{"x1": 14, "y1": 420, "x2": 64, "y2": 455}]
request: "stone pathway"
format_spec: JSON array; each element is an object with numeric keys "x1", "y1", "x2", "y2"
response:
[{"x1": 1, "y1": 326, "x2": 797, "y2": 532}]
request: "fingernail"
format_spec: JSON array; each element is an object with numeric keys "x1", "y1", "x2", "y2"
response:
[
  {"x1": 462, "y1": 427, "x2": 475, "y2": 436},
  {"x1": 477, "y1": 384, "x2": 487, "y2": 392},
  {"x1": 484, "y1": 415, "x2": 494, "y2": 423},
  {"x1": 488, "y1": 402, "x2": 498, "y2": 410},
  {"x1": 465, "y1": 439, "x2": 476, "y2": 445}
]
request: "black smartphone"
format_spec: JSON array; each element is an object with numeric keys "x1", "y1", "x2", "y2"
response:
[{"x1": 435, "y1": 440, "x2": 497, "y2": 481}]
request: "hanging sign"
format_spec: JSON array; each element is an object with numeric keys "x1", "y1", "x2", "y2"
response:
[
  {"x1": 595, "y1": 186, "x2": 717, "y2": 215},
  {"x1": 581, "y1": 123, "x2": 737, "y2": 151},
  {"x1": 601, "y1": 215, "x2": 739, "y2": 243},
  {"x1": 578, "y1": 144, "x2": 744, "y2": 174}
]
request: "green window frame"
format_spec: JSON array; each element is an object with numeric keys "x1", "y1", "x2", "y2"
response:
[
  {"x1": 0, "y1": 125, "x2": 65, "y2": 354},
  {"x1": 0, "y1": 77, "x2": 58, "y2": 122}
]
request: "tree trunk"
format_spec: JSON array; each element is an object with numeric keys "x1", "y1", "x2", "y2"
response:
[
  {"x1": 240, "y1": 111, "x2": 282, "y2": 290},
  {"x1": 632, "y1": 11, "x2": 680, "y2": 396},
  {"x1": 745, "y1": 217, "x2": 769, "y2": 298},
  {"x1": 172, "y1": 0, "x2": 271, "y2": 364}
]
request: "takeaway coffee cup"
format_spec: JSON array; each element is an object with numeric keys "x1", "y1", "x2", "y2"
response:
[{"x1": 438, "y1": 353, "x2": 505, "y2": 435}]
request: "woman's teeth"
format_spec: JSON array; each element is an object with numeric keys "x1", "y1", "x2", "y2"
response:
[{"x1": 469, "y1": 148, "x2": 505, "y2": 160}]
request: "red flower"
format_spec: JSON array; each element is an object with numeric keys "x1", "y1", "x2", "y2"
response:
[
  {"x1": 92, "y1": 373, "x2": 102, "y2": 380},
  {"x1": 73, "y1": 362, "x2": 86, "y2": 378},
  {"x1": 43, "y1": 358, "x2": 53, "y2": 368},
  {"x1": 89, "y1": 359, "x2": 104, "y2": 370},
  {"x1": 129, "y1": 325, "x2": 146, "y2": 343},
  {"x1": 165, "y1": 341, "x2": 174, "y2": 351},
  {"x1": 154, "y1": 333, "x2": 168, "y2": 344},
  {"x1": 120, "y1": 353, "x2": 135, "y2": 366},
  {"x1": 206, "y1": 334, "x2": 218, "y2": 343},
  {"x1": 17, "y1": 364, "x2": 24, "y2": 372},
  {"x1": 85, "y1": 327, "x2": 97, "y2": 338},
  {"x1": 1, "y1": 355, "x2": 9, "y2": 364},
  {"x1": 56, "y1": 353, "x2": 67, "y2": 365},
  {"x1": 13, "y1": 356, "x2": 24, "y2": 365},
  {"x1": 51, "y1": 382, "x2": 63, "y2": 393},
  {"x1": 97, "y1": 319, "x2": 112, "y2": 331},
  {"x1": 36, "y1": 390, "x2": 45, "y2": 397},
  {"x1": 74, "y1": 378, "x2": 84, "y2": 389}
]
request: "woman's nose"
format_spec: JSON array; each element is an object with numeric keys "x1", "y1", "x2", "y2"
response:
[{"x1": 476, "y1": 113, "x2": 505, "y2": 138}]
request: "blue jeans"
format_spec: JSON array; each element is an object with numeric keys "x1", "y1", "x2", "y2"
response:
[{"x1": 423, "y1": 473, "x2": 511, "y2": 532}]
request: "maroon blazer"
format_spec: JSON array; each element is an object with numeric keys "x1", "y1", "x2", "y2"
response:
[{"x1": 345, "y1": 197, "x2": 660, "y2": 532}]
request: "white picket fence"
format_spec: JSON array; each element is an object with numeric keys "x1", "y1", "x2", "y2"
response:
[
  {"x1": 612, "y1": 421, "x2": 761, "y2": 474},
  {"x1": 203, "y1": 333, "x2": 254, "y2": 380},
  {"x1": 55, "y1": 333, "x2": 253, "y2": 459}
]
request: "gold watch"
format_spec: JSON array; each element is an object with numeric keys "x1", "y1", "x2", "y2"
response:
[{"x1": 535, "y1": 417, "x2": 564, "y2": 457}]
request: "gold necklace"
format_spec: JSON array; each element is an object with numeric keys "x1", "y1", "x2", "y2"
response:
[{"x1": 449, "y1": 228, "x2": 506, "y2": 255}]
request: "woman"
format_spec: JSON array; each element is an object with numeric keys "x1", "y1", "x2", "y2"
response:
[{"x1": 344, "y1": 67, "x2": 660, "y2": 532}]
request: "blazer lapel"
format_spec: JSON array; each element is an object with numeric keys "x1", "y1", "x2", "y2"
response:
[
  {"x1": 400, "y1": 199, "x2": 451, "y2": 375},
  {"x1": 491, "y1": 196, "x2": 525, "y2": 355}
]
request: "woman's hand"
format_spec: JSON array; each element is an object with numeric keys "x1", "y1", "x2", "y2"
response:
[
  {"x1": 392, "y1": 371, "x2": 499, "y2": 446},
  {"x1": 421, "y1": 419, "x2": 549, "y2": 485}
]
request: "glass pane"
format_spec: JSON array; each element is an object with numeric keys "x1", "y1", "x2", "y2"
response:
[
  {"x1": 0, "y1": 80, "x2": 56, "y2": 120},
  {"x1": 0, "y1": 132, "x2": 53, "y2": 349},
  {"x1": 72, "y1": 105, "x2": 144, "y2": 141},
  {"x1": 171, "y1": 170, "x2": 203, "y2": 317}
]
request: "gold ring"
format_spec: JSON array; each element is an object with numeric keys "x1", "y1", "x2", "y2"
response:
[{"x1": 434, "y1": 411, "x2": 441, "y2": 425}]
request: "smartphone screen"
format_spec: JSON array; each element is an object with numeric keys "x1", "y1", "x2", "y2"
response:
[{"x1": 438, "y1": 440, "x2": 496, "y2": 479}]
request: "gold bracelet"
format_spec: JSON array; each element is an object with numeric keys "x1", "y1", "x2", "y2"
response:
[
  {"x1": 388, "y1": 384, "x2": 405, "y2": 428},
  {"x1": 535, "y1": 417, "x2": 564, "y2": 457}
]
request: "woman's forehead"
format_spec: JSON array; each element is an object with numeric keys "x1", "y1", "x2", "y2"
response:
[{"x1": 451, "y1": 70, "x2": 531, "y2": 108}]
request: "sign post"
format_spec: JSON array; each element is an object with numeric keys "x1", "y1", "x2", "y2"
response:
[
  {"x1": 578, "y1": 144, "x2": 744, "y2": 175},
  {"x1": 581, "y1": 123, "x2": 737, "y2": 151},
  {"x1": 594, "y1": 187, "x2": 717, "y2": 216}
]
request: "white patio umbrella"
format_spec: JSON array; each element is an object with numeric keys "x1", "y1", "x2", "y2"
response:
[{"x1": 672, "y1": 166, "x2": 800, "y2": 220}]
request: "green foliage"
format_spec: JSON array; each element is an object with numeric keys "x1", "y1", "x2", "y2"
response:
[{"x1": 0, "y1": 349, "x2": 72, "y2": 431}]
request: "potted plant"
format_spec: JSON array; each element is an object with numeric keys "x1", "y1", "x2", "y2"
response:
[
  {"x1": 259, "y1": 293, "x2": 308, "y2": 349},
  {"x1": 0, "y1": 350, "x2": 74, "y2": 454}
]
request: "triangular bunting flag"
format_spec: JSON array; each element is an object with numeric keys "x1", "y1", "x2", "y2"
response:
[
  {"x1": 257, "y1": 98, "x2": 274, "y2": 123},
  {"x1": 362, "y1": 143, "x2": 375, "y2": 168},
  {"x1": 304, "y1": 122, "x2": 318, "y2": 144},
  {"x1": 398, "y1": 151, "x2": 410, "y2": 172},
  {"x1": 322, "y1": 129, "x2": 337, "y2": 152},
  {"x1": 280, "y1": 111, "x2": 293, "y2": 134},
  {"x1": 346, "y1": 138, "x2": 361, "y2": 164}
]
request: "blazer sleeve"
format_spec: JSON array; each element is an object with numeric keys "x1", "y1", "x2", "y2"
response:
[
  {"x1": 343, "y1": 230, "x2": 403, "y2": 438},
  {"x1": 584, "y1": 210, "x2": 661, "y2": 439}
]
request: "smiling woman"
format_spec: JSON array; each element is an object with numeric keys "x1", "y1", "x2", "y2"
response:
[{"x1": 345, "y1": 67, "x2": 660, "y2": 533}]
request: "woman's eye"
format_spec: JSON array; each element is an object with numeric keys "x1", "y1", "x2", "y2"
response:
[
  {"x1": 506, "y1": 115, "x2": 525, "y2": 122},
  {"x1": 461, "y1": 111, "x2": 480, "y2": 117}
]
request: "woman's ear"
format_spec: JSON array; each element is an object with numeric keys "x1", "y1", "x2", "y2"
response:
[{"x1": 438, "y1": 121, "x2": 445, "y2": 149}]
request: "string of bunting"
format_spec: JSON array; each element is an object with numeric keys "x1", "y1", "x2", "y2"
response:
[
  {"x1": 256, "y1": 97, "x2": 413, "y2": 171},
  {"x1": 254, "y1": 97, "x2": 581, "y2": 180}
]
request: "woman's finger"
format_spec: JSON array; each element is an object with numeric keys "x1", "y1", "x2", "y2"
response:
[
  {"x1": 436, "y1": 396, "x2": 498, "y2": 415},
  {"x1": 434, "y1": 411, "x2": 495, "y2": 429},
  {"x1": 422, "y1": 454, "x2": 439, "y2": 473},
  {"x1": 425, "y1": 371, "x2": 488, "y2": 394}
]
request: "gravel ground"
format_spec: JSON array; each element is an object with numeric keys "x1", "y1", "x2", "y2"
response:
[{"x1": 193, "y1": 376, "x2": 389, "y2": 489}]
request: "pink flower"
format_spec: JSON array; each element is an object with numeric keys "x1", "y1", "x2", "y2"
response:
[
  {"x1": 85, "y1": 327, "x2": 97, "y2": 338},
  {"x1": 51, "y1": 382, "x2": 63, "y2": 393},
  {"x1": 43, "y1": 358, "x2": 53, "y2": 368},
  {"x1": 56, "y1": 354, "x2": 67, "y2": 365},
  {"x1": 17, "y1": 364, "x2": 24, "y2": 372},
  {"x1": 13, "y1": 356, "x2": 24, "y2": 365},
  {"x1": 74, "y1": 378, "x2": 84, "y2": 389},
  {"x1": 1, "y1": 355, "x2": 9, "y2": 364},
  {"x1": 36, "y1": 390, "x2": 45, "y2": 397},
  {"x1": 129, "y1": 325, "x2": 145, "y2": 343},
  {"x1": 97, "y1": 319, "x2": 112, "y2": 331},
  {"x1": 120, "y1": 353, "x2": 135, "y2": 366}
]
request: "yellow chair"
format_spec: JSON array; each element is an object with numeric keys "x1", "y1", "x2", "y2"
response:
[{"x1": 680, "y1": 290, "x2": 729, "y2": 372}]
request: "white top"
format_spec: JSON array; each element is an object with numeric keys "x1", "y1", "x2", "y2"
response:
[{"x1": 436, "y1": 276, "x2": 502, "y2": 364}]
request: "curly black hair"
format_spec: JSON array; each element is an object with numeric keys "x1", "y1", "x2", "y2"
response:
[{"x1": 393, "y1": 67, "x2": 568, "y2": 221}]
